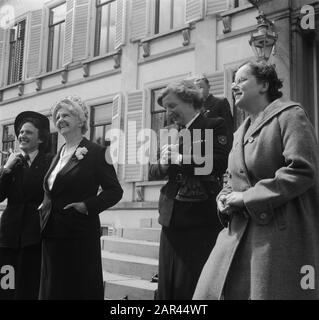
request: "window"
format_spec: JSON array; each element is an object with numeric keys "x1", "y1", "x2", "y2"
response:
[
  {"x1": 90, "y1": 103, "x2": 113, "y2": 146},
  {"x1": 154, "y1": 0, "x2": 185, "y2": 34},
  {"x1": 1, "y1": 124, "x2": 17, "y2": 165},
  {"x1": 233, "y1": 0, "x2": 250, "y2": 8},
  {"x1": 7, "y1": 19, "x2": 26, "y2": 85},
  {"x1": 94, "y1": 0, "x2": 116, "y2": 57},
  {"x1": 47, "y1": 2, "x2": 66, "y2": 72}
]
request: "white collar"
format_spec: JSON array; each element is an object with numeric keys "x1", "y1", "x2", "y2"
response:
[{"x1": 22, "y1": 149, "x2": 39, "y2": 164}]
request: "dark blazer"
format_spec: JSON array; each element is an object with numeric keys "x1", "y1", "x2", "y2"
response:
[
  {"x1": 149, "y1": 114, "x2": 231, "y2": 229},
  {"x1": 40, "y1": 137, "x2": 123, "y2": 238},
  {"x1": 203, "y1": 94, "x2": 234, "y2": 146},
  {"x1": 0, "y1": 152, "x2": 53, "y2": 248}
]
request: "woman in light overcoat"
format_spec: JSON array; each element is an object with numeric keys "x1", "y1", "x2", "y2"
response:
[{"x1": 193, "y1": 61, "x2": 319, "y2": 300}]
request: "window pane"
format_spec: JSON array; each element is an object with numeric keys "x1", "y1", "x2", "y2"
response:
[
  {"x1": 173, "y1": 0, "x2": 185, "y2": 28},
  {"x1": 50, "y1": 23, "x2": 65, "y2": 71},
  {"x1": 7, "y1": 20, "x2": 25, "y2": 85},
  {"x1": 96, "y1": 0, "x2": 116, "y2": 56},
  {"x1": 52, "y1": 3, "x2": 66, "y2": 25},
  {"x1": 108, "y1": 1, "x2": 116, "y2": 53},
  {"x1": 93, "y1": 103, "x2": 113, "y2": 124},
  {"x1": 152, "y1": 88, "x2": 166, "y2": 112},
  {"x1": 159, "y1": 0, "x2": 171, "y2": 33},
  {"x1": 3, "y1": 124, "x2": 15, "y2": 142}
]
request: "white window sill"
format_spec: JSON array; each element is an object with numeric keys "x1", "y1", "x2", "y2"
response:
[{"x1": 140, "y1": 24, "x2": 191, "y2": 44}]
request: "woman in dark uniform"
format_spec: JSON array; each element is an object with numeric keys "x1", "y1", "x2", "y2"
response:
[
  {"x1": 38, "y1": 96, "x2": 123, "y2": 299},
  {"x1": 149, "y1": 80, "x2": 231, "y2": 299}
]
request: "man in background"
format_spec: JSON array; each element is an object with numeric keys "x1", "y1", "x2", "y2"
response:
[{"x1": 195, "y1": 76, "x2": 234, "y2": 146}]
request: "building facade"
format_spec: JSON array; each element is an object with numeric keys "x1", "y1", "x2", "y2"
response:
[{"x1": 0, "y1": 0, "x2": 318, "y2": 226}]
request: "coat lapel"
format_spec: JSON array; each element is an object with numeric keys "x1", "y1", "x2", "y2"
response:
[
  {"x1": 243, "y1": 100, "x2": 300, "y2": 145},
  {"x1": 48, "y1": 137, "x2": 88, "y2": 192}
]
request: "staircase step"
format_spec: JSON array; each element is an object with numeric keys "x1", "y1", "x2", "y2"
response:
[
  {"x1": 102, "y1": 251, "x2": 158, "y2": 280},
  {"x1": 140, "y1": 218, "x2": 161, "y2": 229},
  {"x1": 101, "y1": 236, "x2": 159, "y2": 259},
  {"x1": 103, "y1": 272, "x2": 157, "y2": 300},
  {"x1": 116, "y1": 228, "x2": 161, "y2": 242}
]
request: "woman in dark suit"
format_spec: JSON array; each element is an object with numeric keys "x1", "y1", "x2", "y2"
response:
[{"x1": 39, "y1": 96, "x2": 123, "y2": 300}]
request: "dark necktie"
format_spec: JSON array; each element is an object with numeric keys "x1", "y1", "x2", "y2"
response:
[{"x1": 23, "y1": 154, "x2": 30, "y2": 168}]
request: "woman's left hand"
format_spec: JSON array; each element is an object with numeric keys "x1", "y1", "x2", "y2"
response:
[
  {"x1": 64, "y1": 202, "x2": 88, "y2": 215},
  {"x1": 225, "y1": 192, "x2": 244, "y2": 208}
]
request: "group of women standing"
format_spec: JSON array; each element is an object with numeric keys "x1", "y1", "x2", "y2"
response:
[{"x1": 0, "y1": 59, "x2": 319, "y2": 300}]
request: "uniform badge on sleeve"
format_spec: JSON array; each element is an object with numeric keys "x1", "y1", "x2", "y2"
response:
[{"x1": 218, "y1": 135, "x2": 227, "y2": 145}]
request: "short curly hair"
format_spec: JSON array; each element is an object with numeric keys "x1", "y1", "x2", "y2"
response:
[
  {"x1": 51, "y1": 96, "x2": 89, "y2": 134},
  {"x1": 240, "y1": 60, "x2": 283, "y2": 102},
  {"x1": 157, "y1": 79, "x2": 203, "y2": 109}
]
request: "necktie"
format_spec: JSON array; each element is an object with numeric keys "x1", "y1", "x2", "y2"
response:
[{"x1": 23, "y1": 154, "x2": 30, "y2": 168}]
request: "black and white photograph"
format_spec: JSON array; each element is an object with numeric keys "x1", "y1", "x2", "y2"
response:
[{"x1": 0, "y1": 0, "x2": 318, "y2": 308}]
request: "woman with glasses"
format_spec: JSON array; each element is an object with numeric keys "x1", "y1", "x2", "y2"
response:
[{"x1": 193, "y1": 61, "x2": 319, "y2": 300}]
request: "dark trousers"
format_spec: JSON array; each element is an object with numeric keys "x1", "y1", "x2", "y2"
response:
[
  {"x1": 0, "y1": 243, "x2": 41, "y2": 300},
  {"x1": 157, "y1": 226, "x2": 217, "y2": 300}
]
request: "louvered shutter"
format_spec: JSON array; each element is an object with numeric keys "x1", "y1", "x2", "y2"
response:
[
  {"x1": 63, "y1": 0, "x2": 74, "y2": 65},
  {"x1": 207, "y1": 71, "x2": 225, "y2": 97},
  {"x1": 185, "y1": 0, "x2": 204, "y2": 24},
  {"x1": 26, "y1": 9, "x2": 43, "y2": 78},
  {"x1": 130, "y1": 0, "x2": 147, "y2": 41},
  {"x1": 115, "y1": 0, "x2": 126, "y2": 50},
  {"x1": 124, "y1": 90, "x2": 144, "y2": 182},
  {"x1": 109, "y1": 94, "x2": 123, "y2": 172},
  {"x1": 72, "y1": 0, "x2": 89, "y2": 61},
  {"x1": 206, "y1": 0, "x2": 228, "y2": 16},
  {"x1": 0, "y1": 28, "x2": 8, "y2": 86}
]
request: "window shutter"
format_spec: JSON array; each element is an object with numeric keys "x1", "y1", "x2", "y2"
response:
[
  {"x1": 72, "y1": 0, "x2": 90, "y2": 61},
  {"x1": 0, "y1": 28, "x2": 9, "y2": 87},
  {"x1": 185, "y1": 0, "x2": 204, "y2": 24},
  {"x1": 26, "y1": 9, "x2": 43, "y2": 78},
  {"x1": 130, "y1": 0, "x2": 147, "y2": 41},
  {"x1": 63, "y1": 0, "x2": 74, "y2": 66},
  {"x1": 115, "y1": 0, "x2": 126, "y2": 50},
  {"x1": 124, "y1": 90, "x2": 144, "y2": 182},
  {"x1": 207, "y1": 71, "x2": 225, "y2": 96},
  {"x1": 206, "y1": 0, "x2": 229, "y2": 16},
  {"x1": 109, "y1": 94, "x2": 123, "y2": 172}
]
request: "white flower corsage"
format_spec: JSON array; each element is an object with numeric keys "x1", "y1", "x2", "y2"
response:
[{"x1": 75, "y1": 147, "x2": 88, "y2": 160}]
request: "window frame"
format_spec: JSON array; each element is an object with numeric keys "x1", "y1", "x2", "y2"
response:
[
  {"x1": 46, "y1": 1, "x2": 66, "y2": 72},
  {"x1": 7, "y1": 18, "x2": 26, "y2": 85},
  {"x1": 153, "y1": 0, "x2": 185, "y2": 35},
  {"x1": 1, "y1": 124, "x2": 16, "y2": 165},
  {"x1": 94, "y1": 0, "x2": 117, "y2": 57},
  {"x1": 90, "y1": 102, "x2": 113, "y2": 147}
]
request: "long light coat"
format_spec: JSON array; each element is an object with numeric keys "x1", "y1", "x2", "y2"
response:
[{"x1": 193, "y1": 99, "x2": 319, "y2": 300}]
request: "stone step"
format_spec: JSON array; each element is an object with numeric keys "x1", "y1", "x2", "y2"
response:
[
  {"x1": 140, "y1": 218, "x2": 161, "y2": 229},
  {"x1": 103, "y1": 272, "x2": 157, "y2": 300},
  {"x1": 115, "y1": 227, "x2": 161, "y2": 242},
  {"x1": 102, "y1": 251, "x2": 158, "y2": 280},
  {"x1": 101, "y1": 236, "x2": 160, "y2": 259}
]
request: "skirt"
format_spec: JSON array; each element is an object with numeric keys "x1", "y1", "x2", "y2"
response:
[{"x1": 39, "y1": 236, "x2": 104, "y2": 300}]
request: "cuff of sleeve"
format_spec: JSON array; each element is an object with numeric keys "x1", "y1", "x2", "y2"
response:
[{"x1": 243, "y1": 189, "x2": 274, "y2": 225}]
